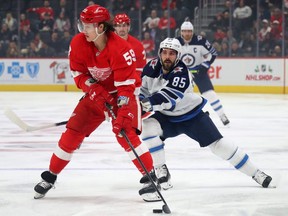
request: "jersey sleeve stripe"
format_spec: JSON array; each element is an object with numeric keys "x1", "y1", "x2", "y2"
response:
[
  {"x1": 114, "y1": 79, "x2": 136, "y2": 87},
  {"x1": 71, "y1": 70, "x2": 83, "y2": 78}
]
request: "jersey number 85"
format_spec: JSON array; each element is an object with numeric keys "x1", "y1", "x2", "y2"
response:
[{"x1": 172, "y1": 77, "x2": 186, "y2": 88}]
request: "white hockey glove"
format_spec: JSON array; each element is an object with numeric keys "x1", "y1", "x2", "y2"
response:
[
  {"x1": 141, "y1": 98, "x2": 153, "y2": 112},
  {"x1": 117, "y1": 95, "x2": 129, "y2": 107}
]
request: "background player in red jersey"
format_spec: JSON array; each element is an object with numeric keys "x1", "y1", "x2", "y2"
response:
[
  {"x1": 113, "y1": 13, "x2": 147, "y2": 76},
  {"x1": 34, "y1": 4, "x2": 158, "y2": 202}
]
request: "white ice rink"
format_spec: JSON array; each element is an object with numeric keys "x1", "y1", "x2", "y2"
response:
[{"x1": 0, "y1": 92, "x2": 287, "y2": 216}]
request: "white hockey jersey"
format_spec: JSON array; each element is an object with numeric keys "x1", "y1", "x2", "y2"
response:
[
  {"x1": 140, "y1": 58, "x2": 206, "y2": 122},
  {"x1": 176, "y1": 35, "x2": 217, "y2": 69}
]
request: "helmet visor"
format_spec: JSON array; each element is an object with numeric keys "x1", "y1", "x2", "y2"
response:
[{"x1": 77, "y1": 20, "x2": 97, "y2": 33}]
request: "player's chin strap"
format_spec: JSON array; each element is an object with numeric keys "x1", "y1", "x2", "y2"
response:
[{"x1": 92, "y1": 27, "x2": 106, "y2": 42}]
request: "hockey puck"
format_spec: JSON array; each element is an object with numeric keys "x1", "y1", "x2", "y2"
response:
[{"x1": 153, "y1": 209, "x2": 163, "y2": 214}]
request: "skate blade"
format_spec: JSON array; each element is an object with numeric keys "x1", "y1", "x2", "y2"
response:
[
  {"x1": 141, "y1": 192, "x2": 161, "y2": 202},
  {"x1": 34, "y1": 192, "x2": 45, "y2": 199},
  {"x1": 268, "y1": 179, "x2": 277, "y2": 188},
  {"x1": 160, "y1": 181, "x2": 173, "y2": 190}
]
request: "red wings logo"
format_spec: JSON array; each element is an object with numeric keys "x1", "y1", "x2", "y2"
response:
[{"x1": 88, "y1": 66, "x2": 112, "y2": 81}]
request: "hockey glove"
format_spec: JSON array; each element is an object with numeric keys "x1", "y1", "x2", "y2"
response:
[
  {"x1": 189, "y1": 62, "x2": 210, "y2": 74},
  {"x1": 88, "y1": 84, "x2": 114, "y2": 110},
  {"x1": 112, "y1": 106, "x2": 134, "y2": 136},
  {"x1": 188, "y1": 66, "x2": 200, "y2": 74},
  {"x1": 201, "y1": 61, "x2": 211, "y2": 69},
  {"x1": 141, "y1": 97, "x2": 153, "y2": 112},
  {"x1": 139, "y1": 94, "x2": 145, "y2": 101}
]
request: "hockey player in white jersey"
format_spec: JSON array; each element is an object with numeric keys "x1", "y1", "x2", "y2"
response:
[
  {"x1": 176, "y1": 21, "x2": 230, "y2": 126},
  {"x1": 139, "y1": 37, "x2": 274, "y2": 201}
]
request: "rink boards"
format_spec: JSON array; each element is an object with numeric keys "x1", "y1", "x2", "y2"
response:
[{"x1": 0, "y1": 58, "x2": 287, "y2": 94}]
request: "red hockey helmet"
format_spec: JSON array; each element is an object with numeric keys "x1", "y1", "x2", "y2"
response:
[
  {"x1": 113, "y1": 13, "x2": 130, "y2": 25},
  {"x1": 80, "y1": 4, "x2": 110, "y2": 24}
]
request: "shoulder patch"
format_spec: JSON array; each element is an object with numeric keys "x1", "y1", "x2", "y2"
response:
[
  {"x1": 172, "y1": 66, "x2": 183, "y2": 73},
  {"x1": 149, "y1": 59, "x2": 158, "y2": 69}
]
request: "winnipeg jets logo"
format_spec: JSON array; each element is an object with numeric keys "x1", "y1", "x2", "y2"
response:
[
  {"x1": 149, "y1": 59, "x2": 158, "y2": 69},
  {"x1": 181, "y1": 53, "x2": 195, "y2": 67},
  {"x1": 184, "y1": 57, "x2": 192, "y2": 64},
  {"x1": 88, "y1": 66, "x2": 112, "y2": 81}
]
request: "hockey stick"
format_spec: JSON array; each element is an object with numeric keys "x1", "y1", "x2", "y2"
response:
[
  {"x1": 105, "y1": 103, "x2": 171, "y2": 214},
  {"x1": 3, "y1": 107, "x2": 67, "y2": 132},
  {"x1": 4, "y1": 105, "x2": 152, "y2": 132}
]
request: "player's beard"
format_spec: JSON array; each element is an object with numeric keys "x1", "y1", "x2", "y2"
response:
[{"x1": 162, "y1": 60, "x2": 174, "y2": 72}]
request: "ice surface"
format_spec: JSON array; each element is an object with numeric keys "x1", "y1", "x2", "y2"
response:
[{"x1": 0, "y1": 92, "x2": 287, "y2": 216}]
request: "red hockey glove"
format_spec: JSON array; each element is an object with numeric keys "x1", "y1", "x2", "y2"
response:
[
  {"x1": 88, "y1": 84, "x2": 114, "y2": 110},
  {"x1": 112, "y1": 106, "x2": 134, "y2": 136}
]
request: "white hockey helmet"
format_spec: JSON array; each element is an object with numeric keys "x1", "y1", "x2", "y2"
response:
[
  {"x1": 181, "y1": 21, "x2": 194, "y2": 31},
  {"x1": 158, "y1": 37, "x2": 182, "y2": 65}
]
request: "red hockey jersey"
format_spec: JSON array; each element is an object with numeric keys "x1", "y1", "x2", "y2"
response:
[
  {"x1": 69, "y1": 32, "x2": 141, "y2": 95},
  {"x1": 126, "y1": 34, "x2": 146, "y2": 75}
]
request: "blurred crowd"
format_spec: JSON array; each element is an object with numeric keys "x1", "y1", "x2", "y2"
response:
[
  {"x1": 0, "y1": 0, "x2": 286, "y2": 58},
  {"x1": 208, "y1": 0, "x2": 287, "y2": 57}
]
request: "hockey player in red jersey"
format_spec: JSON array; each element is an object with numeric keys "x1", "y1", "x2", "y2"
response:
[
  {"x1": 34, "y1": 4, "x2": 157, "y2": 202},
  {"x1": 113, "y1": 13, "x2": 147, "y2": 77}
]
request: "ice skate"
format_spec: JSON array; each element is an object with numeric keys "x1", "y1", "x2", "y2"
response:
[
  {"x1": 155, "y1": 164, "x2": 173, "y2": 190},
  {"x1": 220, "y1": 114, "x2": 230, "y2": 126},
  {"x1": 139, "y1": 170, "x2": 161, "y2": 202},
  {"x1": 139, "y1": 169, "x2": 157, "y2": 184},
  {"x1": 139, "y1": 180, "x2": 161, "y2": 202},
  {"x1": 252, "y1": 170, "x2": 275, "y2": 188},
  {"x1": 34, "y1": 171, "x2": 57, "y2": 199}
]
